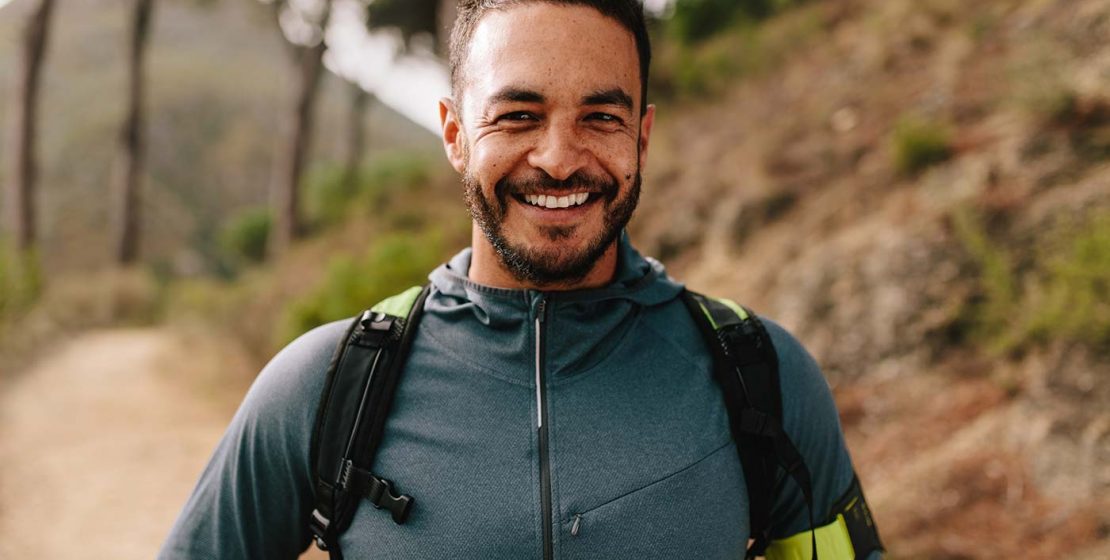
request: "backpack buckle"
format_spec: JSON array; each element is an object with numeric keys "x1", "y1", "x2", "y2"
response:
[
  {"x1": 366, "y1": 475, "x2": 414, "y2": 525},
  {"x1": 309, "y1": 508, "x2": 332, "y2": 550},
  {"x1": 353, "y1": 311, "x2": 398, "y2": 347}
]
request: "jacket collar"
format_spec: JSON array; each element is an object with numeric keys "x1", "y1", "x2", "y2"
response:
[
  {"x1": 427, "y1": 231, "x2": 684, "y2": 317},
  {"x1": 423, "y1": 231, "x2": 684, "y2": 381}
]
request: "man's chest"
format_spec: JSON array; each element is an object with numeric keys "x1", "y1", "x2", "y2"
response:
[{"x1": 333, "y1": 320, "x2": 751, "y2": 559}]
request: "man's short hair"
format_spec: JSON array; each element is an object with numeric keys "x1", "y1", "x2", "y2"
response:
[{"x1": 448, "y1": 0, "x2": 652, "y2": 115}]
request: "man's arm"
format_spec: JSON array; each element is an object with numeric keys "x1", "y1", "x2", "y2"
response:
[
  {"x1": 761, "y1": 318, "x2": 884, "y2": 560},
  {"x1": 158, "y1": 320, "x2": 348, "y2": 560}
]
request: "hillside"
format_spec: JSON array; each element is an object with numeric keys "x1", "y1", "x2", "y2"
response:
[{"x1": 632, "y1": 0, "x2": 1109, "y2": 556}]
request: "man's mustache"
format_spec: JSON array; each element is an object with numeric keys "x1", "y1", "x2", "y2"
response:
[{"x1": 496, "y1": 171, "x2": 619, "y2": 201}]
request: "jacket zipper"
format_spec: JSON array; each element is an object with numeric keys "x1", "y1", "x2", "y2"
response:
[{"x1": 535, "y1": 297, "x2": 553, "y2": 560}]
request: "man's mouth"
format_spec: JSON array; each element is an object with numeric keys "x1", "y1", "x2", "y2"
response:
[{"x1": 514, "y1": 192, "x2": 593, "y2": 209}]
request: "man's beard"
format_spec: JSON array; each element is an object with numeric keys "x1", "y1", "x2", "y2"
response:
[{"x1": 463, "y1": 168, "x2": 641, "y2": 287}]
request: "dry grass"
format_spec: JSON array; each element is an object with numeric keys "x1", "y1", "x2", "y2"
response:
[{"x1": 0, "y1": 267, "x2": 164, "y2": 380}]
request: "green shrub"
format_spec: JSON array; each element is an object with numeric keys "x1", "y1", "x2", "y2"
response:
[
  {"x1": 219, "y1": 207, "x2": 271, "y2": 264},
  {"x1": 304, "y1": 165, "x2": 359, "y2": 229},
  {"x1": 653, "y1": 4, "x2": 822, "y2": 100},
  {"x1": 672, "y1": 47, "x2": 731, "y2": 97},
  {"x1": 1026, "y1": 216, "x2": 1110, "y2": 348},
  {"x1": 668, "y1": 0, "x2": 809, "y2": 44},
  {"x1": 892, "y1": 116, "x2": 953, "y2": 175},
  {"x1": 954, "y1": 209, "x2": 1110, "y2": 354},
  {"x1": 669, "y1": 0, "x2": 750, "y2": 44},
  {"x1": 279, "y1": 231, "x2": 444, "y2": 344},
  {"x1": 952, "y1": 208, "x2": 1018, "y2": 352},
  {"x1": 305, "y1": 153, "x2": 434, "y2": 230},
  {"x1": 362, "y1": 153, "x2": 431, "y2": 195}
]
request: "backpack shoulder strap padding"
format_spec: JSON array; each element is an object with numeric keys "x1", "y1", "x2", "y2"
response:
[
  {"x1": 309, "y1": 284, "x2": 431, "y2": 558},
  {"x1": 681, "y1": 290, "x2": 817, "y2": 560},
  {"x1": 371, "y1": 285, "x2": 425, "y2": 317}
]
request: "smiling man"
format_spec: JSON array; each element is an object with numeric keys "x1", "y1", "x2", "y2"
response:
[
  {"x1": 160, "y1": 2, "x2": 882, "y2": 559},
  {"x1": 443, "y1": 2, "x2": 650, "y2": 291}
]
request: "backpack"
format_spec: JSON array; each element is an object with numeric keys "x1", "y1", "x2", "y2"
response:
[{"x1": 307, "y1": 284, "x2": 882, "y2": 560}]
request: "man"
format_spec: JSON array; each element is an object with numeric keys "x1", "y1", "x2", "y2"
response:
[{"x1": 161, "y1": 1, "x2": 880, "y2": 558}]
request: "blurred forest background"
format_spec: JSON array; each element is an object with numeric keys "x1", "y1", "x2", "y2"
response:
[{"x1": 0, "y1": 0, "x2": 1107, "y2": 558}]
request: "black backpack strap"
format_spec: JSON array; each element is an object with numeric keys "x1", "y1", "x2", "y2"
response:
[
  {"x1": 682, "y1": 290, "x2": 818, "y2": 560},
  {"x1": 309, "y1": 285, "x2": 431, "y2": 558}
]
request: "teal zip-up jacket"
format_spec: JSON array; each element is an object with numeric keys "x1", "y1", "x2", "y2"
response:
[{"x1": 160, "y1": 235, "x2": 864, "y2": 559}]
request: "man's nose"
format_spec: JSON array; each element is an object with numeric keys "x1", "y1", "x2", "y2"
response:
[{"x1": 527, "y1": 122, "x2": 588, "y2": 182}]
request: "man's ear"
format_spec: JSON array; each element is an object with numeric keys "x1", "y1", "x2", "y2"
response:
[
  {"x1": 440, "y1": 97, "x2": 467, "y2": 174},
  {"x1": 637, "y1": 104, "x2": 656, "y2": 171}
]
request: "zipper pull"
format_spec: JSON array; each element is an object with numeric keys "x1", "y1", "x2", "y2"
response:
[
  {"x1": 570, "y1": 514, "x2": 582, "y2": 536},
  {"x1": 537, "y1": 297, "x2": 548, "y2": 323},
  {"x1": 339, "y1": 459, "x2": 354, "y2": 490}
]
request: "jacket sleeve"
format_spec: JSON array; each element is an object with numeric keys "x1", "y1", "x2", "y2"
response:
[
  {"x1": 158, "y1": 320, "x2": 349, "y2": 560},
  {"x1": 761, "y1": 318, "x2": 883, "y2": 560}
]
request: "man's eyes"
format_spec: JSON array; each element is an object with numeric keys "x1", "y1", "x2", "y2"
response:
[
  {"x1": 586, "y1": 112, "x2": 623, "y2": 125},
  {"x1": 497, "y1": 111, "x2": 537, "y2": 123},
  {"x1": 493, "y1": 111, "x2": 624, "y2": 126}
]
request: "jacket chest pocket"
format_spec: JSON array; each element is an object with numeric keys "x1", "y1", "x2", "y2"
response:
[{"x1": 556, "y1": 441, "x2": 748, "y2": 560}]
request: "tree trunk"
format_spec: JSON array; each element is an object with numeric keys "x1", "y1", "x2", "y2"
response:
[
  {"x1": 437, "y1": 0, "x2": 456, "y2": 57},
  {"x1": 115, "y1": 0, "x2": 155, "y2": 265},
  {"x1": 269, "y1": 2, "x2": 331, "y2": 257},
  {"x1": 4, "y1": 0, "x2": 56, "y2": 254},
  {"x1": 341, "y1": 83, "x2": 369, "y2": 195}
]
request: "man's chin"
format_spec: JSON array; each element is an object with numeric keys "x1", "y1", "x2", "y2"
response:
[
  {"x1": 494, "y1": 234, "x2": 609, "y2": 286},
  {"x1": 466, "y1": 171, "x2": 640, "y2": 287}
]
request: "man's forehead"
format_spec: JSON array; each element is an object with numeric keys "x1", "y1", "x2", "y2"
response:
[{"x1": 461, "y1": 3, "x2": 640, "y2": 109}]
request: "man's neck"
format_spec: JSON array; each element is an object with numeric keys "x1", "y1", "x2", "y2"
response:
[{"x1": 468, "y1": 227, "x2": 619, "y2": 291}]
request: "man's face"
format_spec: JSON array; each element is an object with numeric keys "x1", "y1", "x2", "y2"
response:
[{"x1": 442, "y1": 3, "x2": 654, "y2": 286}]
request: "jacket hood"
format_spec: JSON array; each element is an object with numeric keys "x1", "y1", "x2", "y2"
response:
[{"x1": 422, "y1": 232, "x2": 685, "y2": 381}]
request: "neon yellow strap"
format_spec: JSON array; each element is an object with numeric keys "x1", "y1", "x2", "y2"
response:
[
  {"x1": 697, "y1": 302, "x2": 718, "y2": 329},
  {"x1": 714, "y1": 297, "x2": 750, "y2": 321},
  {"x1": 370, "y1": 286, "x2": 424, "y2": 318},
  {"x1": 764, "y1": 514, "x2": 856, "y2": 560},
  {"x1": 697, "y1": 297, "x2": 752, "y2": 329}
]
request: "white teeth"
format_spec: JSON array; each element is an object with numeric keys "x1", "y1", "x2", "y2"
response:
[{"x1": 523, "y1": 192, "x2": 591, "y2": 209}]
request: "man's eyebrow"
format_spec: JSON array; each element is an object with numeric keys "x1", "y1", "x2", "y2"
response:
[
  {"x1": 487, "y1": 87, "x2": 546, "y2": 105},
  {"x1": 581, "y1": 88, "x2": 633, "y2": 111}
]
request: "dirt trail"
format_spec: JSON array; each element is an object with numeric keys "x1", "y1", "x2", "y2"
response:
[
  {"x1": 0, "y1": 329, "x2": 239, "y2": 560},
  {"x1": 3, "y1": 330, "x2": 1102, "y2": 559}
]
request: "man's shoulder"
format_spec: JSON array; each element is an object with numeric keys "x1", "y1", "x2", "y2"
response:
[
  {"x1": 751, "y1": 315, "x2": 835, "y2": 410},
  {"x1": 238, "y1": 318, "x2": 354, "y2": 417},
  {"x1": 270, "y1": 318, "x2": 352, "y2": 375},
  {"x1": 757, "y1": 317, "x2": 817, "y2": 372}
]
